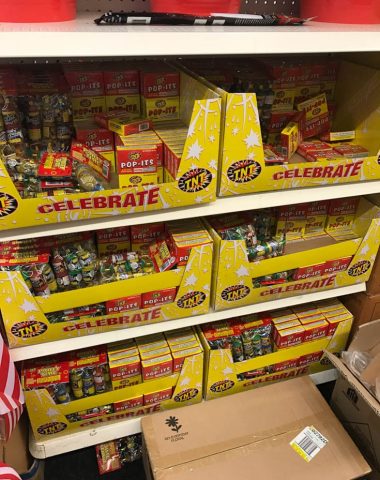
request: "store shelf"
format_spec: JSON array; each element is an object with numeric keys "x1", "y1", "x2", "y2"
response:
[
  {"x1": 29, "y1": 367, "x2": 338, "y2": 459},
  {"x1": 2, "y1": 15, "x2": 380, "y2": 58},
  {"x1": 10, "y1": 282, "x2": 365, "y2": 363},
  {"x1": 2, "y1": 180, "x2": 379, "y2": 242}
]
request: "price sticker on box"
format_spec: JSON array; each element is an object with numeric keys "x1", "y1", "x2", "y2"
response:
[{"x1": 290, "y1": 426, "x2": 328, "y2": 462}]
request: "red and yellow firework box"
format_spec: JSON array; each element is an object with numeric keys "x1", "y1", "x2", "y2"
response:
[
  {"x1": 302, "y1": 320, "x2": 329, "y2": 342},
  {"x1": 320, "y1": 130, "x2": 356, "y2": 142},
  {"x1": 172, "y1": 348, "x2": 202, "y2": 372},
  {"x1": 1, "y1": 239, "x2": 213, "y2": 348},
  {"x1": 96, "y1": 226, "x2": 131, "y2": 255},
  {"x1": 304, "y1": 200, "x2": 329, "y2": 237},
  {"x1": 75, "y1": 121, "x2": 114, "y2": 153},
  {"x1": 333, "y1": 144, "x2": 369, "y2": 159},
  {"x1": 141, "y1": 69, "x2": 179, "y2": 122},
  {"x1": 143, "y1": 387, "x2": 172, "y2": 405},
  {"x1": 105, "y1": 295, "x2": 141, "y2": 314},
  {"x1": 276, "y1": 204, "x2": 308, "y2": 240},
  {"x1": 0, "y1": 69, "x2": 220, "y2": 231},
  {"x1": 24, "y1": 344, "x2": 203, "y2": 440},
  {"x1": 169, "y1": 339, "x2": 200, "y2": 353},
  {"x1": 292, "y1": 263, "x2": 326, "y2": 281},
  {"x1": 63, "y1": 65, "x2": 104, "y2": 97},
  {"x1": 298, "y1": 313, "x2": 325, "y2": 325},
  {"x1": 108, "y1": 117, "x2": 152, "y2": 136},
  {"x1": 322, "y1": 256, "x2": 353, "y2": 275},
  {"x1": 113, "y1": 394, "x2": 143, "y2": 412},
  {"x1": 274, "y1": 325, "x2": 305, "y2": 348},
  {"x1": 71, "y1": 96, "x2": 107, "y2": 121},
  {"x1": 109, "y1": 355, "x2": 141, "y2": 382},
  {"x1": 177, "y1": 60, "x2": 380, "y2": 197},
  {"x1": 111, "y1": 374, "x2": 142, "y2": 390},
  {"x1": 105, "y1": 95, "x2": 140, "y2": 116},
  {"x1": 130, "y1": 223, "x2": 165, "y2": 252},
  {"x1": 199, "y1": 308, "x2": 353, "y2": 401},
  {"x1": 296, "y1": 93, "x2": 330, "y2": 139},
  {"x1": 141, "y1": 288, "x2": 177, "y2": 308},
  {"x1": 141, "y1": 354, "x2": 173, "y2": 381},
  {"x1": 140, "y1": 347, "x2": 171, "y2": 361},
  {"x1": 207, "y1": 197, "x2": 380, "y2": 312},
  {"x1": 326, "y1": 197, "x2": 360, "y2": 234}
]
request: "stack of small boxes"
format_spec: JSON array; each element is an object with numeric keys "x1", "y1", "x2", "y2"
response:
[
  {"x1": 272, "y1": 299, "x2": 353, "y2": 361},
  {"x1": 110, "y1": 328, "x2": 202, "y2": 412}
]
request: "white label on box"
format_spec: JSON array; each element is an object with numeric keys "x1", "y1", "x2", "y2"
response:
[{"x1": 290, "y1": 426, "x2": 328, "y2": 462}]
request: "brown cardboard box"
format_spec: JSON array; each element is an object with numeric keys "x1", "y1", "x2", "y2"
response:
[
  {"x1": 328, "y1": 320, "x2": 380, "y2": 479},
  {"x1": 341, "y1": 292, "x2": 380, "y2": 332},
  {"x1": 142, "y1": 376, "x2": 370, "y2": 480},
  {"x1": 0, "y1": 413, "x2": 44, "y2": 479}
]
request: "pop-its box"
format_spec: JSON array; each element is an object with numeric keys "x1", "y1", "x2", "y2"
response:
[
  {"x1": 141, "y1": 71, "x2": 179, "y2": 98},
  {"x1": 105, "y1": 294, "x2": 141, "y2": 314},
  {"x1": 103, "y1": 67, "x2": 139, "y2": 96},
  {"x1": 96, "y1": 226, "x2": 131, "y2": 255},
  {"x1": 141, "y1": 354, "x2": 173, "y2": 381},
  {"x1": 141, "y1": 288, "x2": 177, "y2": 308},
  {"x1": 64, "y1": 66, "x2": 104, "y2": 97},
  {"x1": 304, "y1": 200, "x2": 329, "y2": 237},
  {"x1": 276, "y1": 203, "x2": 308, "y2": 240}
]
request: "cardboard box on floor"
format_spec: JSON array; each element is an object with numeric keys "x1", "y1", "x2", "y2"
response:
[
  {"x1": 328, "y1": 320, "x2": 380, "y2": 479},
  {"x1": 1, "y1": 413, "x2": 44, "y2": 480},
  {"x1": 142, "y1": 376, "x2": 370, "y2": 480}
]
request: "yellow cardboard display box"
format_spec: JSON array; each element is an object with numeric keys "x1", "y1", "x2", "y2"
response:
[
  {"x1": 24, "y1": 352, "x2": 203, "y2": 441},
  {"x1": 0, "y1": 243, "x2": 213, "y2": 348},
  {"x1": 207, "y1": 197, "x2": 380, "y2": 311},
  {"x1": 178, "y1": 60, "x2": 380, "y2": 196},
  {"x1": 0, "y1": 71, "x2": 221, "y2": 231},
  {"x1": 199, "y1": 314, "x2": 352, "y2": 401}
]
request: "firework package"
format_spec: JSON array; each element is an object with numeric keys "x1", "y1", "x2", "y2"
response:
[
  {"x1": 22, "y1": 328, "x2": 204, "y2": 440},
  {"x1": 201, "y1": 299, "x2": 354, "y2": 400},
  {"x1": 95, "y1": 434, "x2": 142, "y2": 475},
  {"x1": 0, "y1": 219, "x2": 213, "y2": 347},
  {"x1": 177, "y1": 57, "x2": 380, "y2": 197},
  {"x1": 0, "y1": 62, "x2": 221, "y2": 231},
  {"x1": 208, "y1": 197, "x2": 380, "y2": 311}
]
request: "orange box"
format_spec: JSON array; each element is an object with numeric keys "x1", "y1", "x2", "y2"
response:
[
  {"x1": 143, "y1": 387, "x2": 173, "y2": 406},
  {"x1": 303, "y1": 320, "x2": 329, "y2": 342},
  {"x1": 141, "y1": 354, "x2": 173, "y2": 381},
  {"x1": 274, "y1": 325, "x2": 305, "y2": 348}
]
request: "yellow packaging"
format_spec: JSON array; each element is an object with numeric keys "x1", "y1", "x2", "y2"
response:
[
  {"x1": 199, "y1": 311, "x2": 353, "y2": 400},
  {"x1": 0, "y1": 70, "x2": 221, "y2": 232},
  {"x1": 169, "y1": 340, "x2": 200, "y2": 353},
  {"x1": 272, "y1": 88, "x2": 296, "y2": 113},
  {"x1": 315, "y1": 299, "x2": 344, "y2": 311},
  {"x1": 207, "y1": 197, "x2": 380, "y2": 311},
  {"x1": 24, "y1": 352, "x2": 203, "y2": 440},
  {"x1": 281, "y1": 122, "x2": 300, "y2": 159},
  {"x1": 118, "y1": 172, "x2": 158, "y2": 188},
  {"x1": 101, "y1": 150, "x2": 116, "y2": 173},
  {"x1": 108, "y1": 347, "x2": 139, "y2": 361},
  {"x1": 157, "y1": 166, "x2": 164, "y2": 183},
  {"x1": 275, "y1": 319, "x2": 301, "y2": 330},
  {"x1": 271, "y1": 314, "x2": 298, "y2": 325},
  {"x1": 325, "y1": 309, "x2": 352, "y2": 319},
  {"x1": 143, "y1": 97, "x2": 180, "y2": 122},
  {"x1": 299, "y1": 314, "x2": 327, "y2": 325},
  {"x1": 179, "y1": 60, "x2": 380, "y2": 197},
  {"x1": 112, "y1": 374, "x2": 142, "y2": 390},
  {"x1": 72, "y1": 96, "x2": 107, "y2": 121},
  {"x1": 105, "y1": 94, "x2": 141, "y2": 116},
  {"x1": 140, "y1": 346, "x2": 171, "y2": 361}
]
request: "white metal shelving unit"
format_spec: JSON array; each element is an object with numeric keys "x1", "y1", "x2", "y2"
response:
[{"x1": 2, "y1": 1, "x2": 379, "y2": 458}]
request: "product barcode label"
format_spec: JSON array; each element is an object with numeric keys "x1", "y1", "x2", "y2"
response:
[{"x1": 290, "y1": 426, "x2": 328, "y2": 462}]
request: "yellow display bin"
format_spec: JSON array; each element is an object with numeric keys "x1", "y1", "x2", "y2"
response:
[
  {"x1": 0, "y1": 243, "x2": 213, "y2": 348},
  {"x1": 207, "y1": 197, "x2": 380, "y2": 311},
  {"x1": 24, "y1": 351, "x2": 203, "y2": 441},
  {"x1": 0, "y1": 71, "x2": 221, "y2": 231}
]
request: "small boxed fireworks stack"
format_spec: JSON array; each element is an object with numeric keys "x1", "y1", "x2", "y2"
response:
[
  {"x1": 200, "y1": 299, "x2": 353, "y2": 400},
  {"x1": 22, "y1": 329, "x2": 203, "y2": 441},
  {"x1": 0, "y1": 220, "x2": 213, "y2": 348},
  {"x1": 206, "y1": 197, "x2": 380, "y2": 311}
]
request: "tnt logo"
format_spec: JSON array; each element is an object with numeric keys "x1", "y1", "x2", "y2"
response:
[
  {"x1": 178, "y1": 169, "x2": 212, "y2": 193},
  {"x1": 210, "y1": 380, "x2": 234, "y2": 393},
  {"x1": 174, "y1": 388, "x2": 198, "y2": 403},
  {"x1": 37, "y1": 422, "x2": 67, "y2": 436},
  {"x1": 177, "y1": 291, "x2": 206, "y2": 309},
  {"x1": 348, "y1": 260, "x2": 371, "y2": 277},
  {"x1": 0, "y1": 193, "x2": 18, "y2": 218},
  {"x1": 227, "y1": 160, "x2": 261, "y2": 184},
  {"x1": 11, "y1": 321, "x2": 47, "y2": 338},
  {"x1": 221, "y1": 285, "x2": 250, "y2": 302}
]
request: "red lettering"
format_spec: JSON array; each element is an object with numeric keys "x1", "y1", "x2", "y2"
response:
[
  {"x1": 312, "y1": 167, "x2": 322, "y2": 178},
  {"x1": 131, "y1": 313, "x2": 142, "y2": 323},
  {"x1": 65, "y1": 200, "x2": 80, "y2": 210},
  {"x1": 122, "y1": 194, "x2": 137, "y2": 208},
  {"x1": 53, "y1": 201, "x2": 67, "y2": 212},
  {"x1": 304, "y1": 167, "x2": 313, "y2": 178},
  {"x1": 93, "y1": 197, "x2": 107, "y2": 208},
  {"x1": 323, "y1": 166, "x2": 334, "y2": 178},
  {"x1": 38, "y1": 204, "x2": 53, "y2": 214},
  {"x1": 80, "y1": 198, "x2": 92, "y2": 209},
  {"x1": 148, "y1": 187, "x2": 160, "y2": 205},
  {"x1": 332, "y1": 165, "x2": 344, "y2": 177},
  {"x1": 273, "y1": 171, "x2": 284, "y2": 180},
  {"x1": 136, "y1": 190, "x2": 150, "y2": 205},
  {"x1": 108, "y1": 195, "x2": 122, "y2": 209}
]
